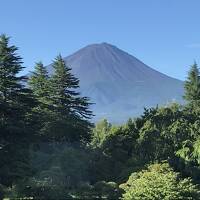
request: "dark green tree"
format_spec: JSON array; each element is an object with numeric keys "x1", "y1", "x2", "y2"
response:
[
  {"x1": 91, "y1": 119, "x2": 112, "y2": 148},
  {"x1": 184, "y1": 62, "x2": 200, "y2": 110},
  {"x1": 28, "y1": 62, "x2": 53, "y2": 139},
  {"x1": 47, "y1": 55, "x2": 93, "y2": 142},
  {"x1": 0, "y1": 34, "x2": 37, "y2": 186},
  {"x1": 28, "y1": 62, "x2": 50, "y2": 105}
]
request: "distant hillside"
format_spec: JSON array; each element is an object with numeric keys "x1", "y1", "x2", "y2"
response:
[{"x1": 47, "y1": 43, "x2": 184, "y2": 123}]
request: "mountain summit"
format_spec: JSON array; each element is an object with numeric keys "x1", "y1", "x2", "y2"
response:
[{"x1": 47, "y1": 43, "x2": 184, "y2": 123}]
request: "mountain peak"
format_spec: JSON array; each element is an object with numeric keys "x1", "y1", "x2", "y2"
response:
[{"x1": 81, "y1": 42, "x2": 116, "y2": 51}]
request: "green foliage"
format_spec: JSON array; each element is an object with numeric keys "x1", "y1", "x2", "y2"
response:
[
  {"x1": 176, "y1": 140, "x2": 193, "y2": 162},
  {"x1": 7, "y1": 171, "x2": 71, "y2": 199},
  {"x1": 138, "y1": 120, "x2": 166, "y2": 161},
  {"x1": 90, "y1": 120, "x2": 141, "y2": 183},
  {"x1": 0, "y1": 34, "x2": 38, "y2": 186},
  {"x1": 50, "y1": 55, "x2": 92, "y2": 121},
  {"x1": 193, "y1": 139, "x2": 200, "y2": 164},
  {"x1": 0, "y1": 184, "x2": 6, "y2": 200},
  {"x1": 93, "y1": 181, "x2": 122, "y2": 199},
  {"x1": 28, "y1": 62, "x2": 50, "y2": 103},
  {"x1": 29, "y1": 55, "x2": 93, "y2": 142},
  {"x1": 120, "y1": 162, "x2": 200, "y2": 200},
  {"x1": 60, "y1": 146, "x2": 91, "y2": 187},
  {"x1": 6, "y1": 145, "x2": 91, "y2": 199},
  {"x1": 91, "y1": 119, "x2": 112, "y2": 147},
  {"x1": 184, "y1": 62, "x2": 200, "y2": 111},
  {"x1": 28, "y1": 62, "x2": 53, "y2": 140}
]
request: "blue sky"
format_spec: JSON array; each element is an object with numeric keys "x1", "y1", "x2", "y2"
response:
[{"x1": 1, "y1": 0, "x2": 200, "y2": 80}]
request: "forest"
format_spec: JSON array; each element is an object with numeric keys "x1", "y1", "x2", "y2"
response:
[{"x1": 1, "y1": 34, "x2": 200, "y2": 199}]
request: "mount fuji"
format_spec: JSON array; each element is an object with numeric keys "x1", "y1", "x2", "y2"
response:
[{"x1": 47, "y1": 43, "x2": 184, "y2": 123}]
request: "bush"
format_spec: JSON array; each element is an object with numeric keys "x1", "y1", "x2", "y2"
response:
[{"x1": 120, "y1": 162, "x2": 200, "y2": 200}]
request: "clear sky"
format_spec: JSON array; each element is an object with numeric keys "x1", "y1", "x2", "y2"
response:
[{"x1": 1, "y1": 0, "x2": 200, "y2": 80}]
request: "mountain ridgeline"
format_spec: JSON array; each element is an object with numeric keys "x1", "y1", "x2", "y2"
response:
[{"x1": 47, "y1": 43, "x2": 184, "y2": 123}]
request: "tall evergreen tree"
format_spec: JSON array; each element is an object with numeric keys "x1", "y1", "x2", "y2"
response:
[
  {"x1": 184, "y1": 62, "x2": 200, "y2": 109},
  {"x1": 28, "y1": 62, "x2": 50, "y2": 104},
  {"x1": 28, "y1": 62, "x2": 52, "y2": 140},
  {"x1": 0, "y1": 34, "x2": 37, "y2": 186},
  {"x1": 47, "y1": 55, "x2": 93, "y2": 142},
  {"x1": 50, "y1": 55, "x2": 92, "y2": 116}
]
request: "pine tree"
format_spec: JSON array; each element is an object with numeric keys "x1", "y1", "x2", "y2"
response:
[
  {"x1": 184, "y1": 62, "x2": 200, "y2": 110},
  {"x1": 28, "y1": 62, "x2": 50, "y2": 103},
  {"x1": 28, "y1": 62, "x2": 53, "y2": 140},
  {"x1": 0, "y1": 34, "x2": 37, "y2": 186},
  {"x1": 0, "y1": 34, "x2": 37, "y2": 124},
  {"x1": 47, "y1": 55, "x2": 93, "y2": 142}
]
